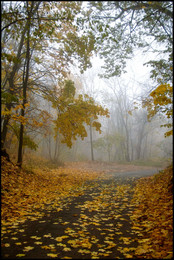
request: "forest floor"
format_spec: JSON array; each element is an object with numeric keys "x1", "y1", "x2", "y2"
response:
[
  {"x1": 1, "y1": 159, "x2": 173, "y2": 259},
  {"x1": 64, "y1": 160, "x2": 163, "y2": 174}
]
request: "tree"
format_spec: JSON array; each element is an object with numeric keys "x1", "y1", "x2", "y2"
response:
[
  {"x1": 73, "y1": 69, "x2": 103, "y2": 161},
  {"x1": 93, "y1": 132, "x2": 125, "y2": 162},
  {"x1": 83, "y1": 1, "x2": 173, "y2": 135},
  {"x1": 89, "y1": 118, "x2": 94, "y2": 161},
  {"x1": 1, "y1": 1, "x2": 96, "y2": 165},
  {"x1": 142, "y1": 83, "x2": 173, "y2": 137},
  {"x1": 102, "y1": 77, "x2": 133, "y2": 161},
  {"x1": 85, "y1": 1, "x2": 172, "y2": 78},
  {"x1": 130, "y1": 108, "x2": 150, "y2": 160},
  {"x1": 45, "y1": 80, "x2": 109, "y2": 149},
  {"x1": 17, "y1": 1, "x2": 32, "y2": 166}
]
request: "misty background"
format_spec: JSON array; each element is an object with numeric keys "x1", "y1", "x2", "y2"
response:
[{"x1": 2, "y1": 1, "x2": 172, "y2": 168}]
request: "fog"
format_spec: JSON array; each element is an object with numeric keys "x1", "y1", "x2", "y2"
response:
[
  {"x1": 33, "y1": 52, "x2": 172, "y2": 167},
  {"x1": 2, "y1": 1, "x2": 172, "y2": 168}
]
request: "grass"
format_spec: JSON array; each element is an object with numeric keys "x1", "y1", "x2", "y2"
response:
[
  {"x1": 110, "y1": 157, "x2": 172, "y2": 168},
  {"x1": 15, "y1": 151, "x2": 173, "y2": 171},
  {"x1": 22, "y1": 153, "x2": 65, "y2": 171},
  {"x1": 130, "y1": 157, "x2": 172, "y2": 168}
]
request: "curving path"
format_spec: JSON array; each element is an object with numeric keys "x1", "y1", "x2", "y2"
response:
[{"x1": 1, "y1": 168, "x2": 159, "y2": 259}]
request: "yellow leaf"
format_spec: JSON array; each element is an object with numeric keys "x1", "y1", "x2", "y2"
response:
[
  {"x1": 55, "y1": 237, "x2": 63, "y2": 242},
  {"x1": 47, "y1": 253, "x2": 58, "y2": 257},
  {"x1": 11, "y1": 237, "x2": 18, "y2": 240},
  {"x1": 34, "y1": 241, "x2": 42, "y2": 245},
  {"x1": 132, "y1": 226, "x2": 142, "y2": 230},
  {"x1": 41, "y1": 245, "x2": 51, "y2": 250},
  {"x1": 56, "y1": 243, "x2": 66, "y2": 247},
  {"x1": 23, "y1": 246, "x2": 34, "y2": 252},
  {"x1": 16, "y1": 254, "x2": 26, "y2": 257},
  {"x1": 78, "y1": 249, "x2": 91, "y2": 254},
  {"x1": 98, "y1": 249, "x2": 105, "y2": 252},
  {"x1": 43, "y1": 234, "x2": 52, "y2": 238},
  {"x1": 19, "y1": 229, "x2": 25, "y2": 232},
  {"x1": 136, "y1": 247, "x2": 148, "y2": 255},
  {"x1": 124, "y1": 253, "x2": 133, "y2": 258},
  {"x1": 32, "y1": 236, "x2": 41, "y2": 240},
  {"x1": 63, "y1": 247, "x2": 71, "y2": 252},
  {"x1": 4, "y1": 243, "x2": 10, "y2": 247},
  {"x1": 48, "y1": 244, "x2": 55, "y2": 248}
]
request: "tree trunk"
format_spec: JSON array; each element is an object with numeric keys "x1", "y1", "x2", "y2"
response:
[
  {"x1": 17, "y1": 10, "x2": 31, "y2": 167},
  {"x1": 1, "y1": 21, "x2": 29, "y2": 148},
  {"x1": 89, "y1": 120, "x2": 94, "y2": 161},
  {"x1": 125, "y1": 129, "x2": 130, "y2": 162},
  {"x1": 1, "y1": 108, "x2": 11, "y2": 148},
  {"x1": 48, "y1": 133, "x2": 52, "y2": 161},
  {"x1": 54, "y1": 135, "x2": 60, "y2": 162},
  {"x1": 108, "y1": 146, "x2": 111, "y2": 162}
]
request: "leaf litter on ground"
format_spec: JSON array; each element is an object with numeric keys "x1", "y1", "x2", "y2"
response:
[
  {"x1": 131, "y1": 165, "x2": 173, "y2": 259},
  {"x1": 1, "y1": 156, "x2": 173, "y2": 259},
  {"x1": 1, "y1": 156, "x2": 104, "y2": 224}
]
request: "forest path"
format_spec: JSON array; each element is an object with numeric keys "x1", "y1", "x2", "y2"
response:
[{"x1": 1, "y1": 168, "x2": 160, "y2": 259}]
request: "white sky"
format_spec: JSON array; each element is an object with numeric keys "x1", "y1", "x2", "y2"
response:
[{"x1": 79, "y1": 49, "x2": 154, "y2": 105}]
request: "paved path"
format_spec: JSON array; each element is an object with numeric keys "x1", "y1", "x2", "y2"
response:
[{"x1": 1, "y1": 169, "x2": 159, "y2": 259}]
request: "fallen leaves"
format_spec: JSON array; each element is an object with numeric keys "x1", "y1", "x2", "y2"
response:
[
  {"x1": 11, "y1": 237, "x2": 18, "y2": 240},
  {"x1": 55, "y1": 236, "x2": 68, "y2": 242},
  {"x1": 4, "y1": 243, "x2": 10, "y2": 247},
  {"x1": 1, "y1": 156, "x2": 103, "y2": 224},
  {"x1": 16, "y1": 254, "x2": 26, "y2": 257},
  {"x1": 78, "y1": 249, "x2": 91, "y2": 254},
  {"x1": 34, "y1": 241, "x2": 42, "y2": 245},
  {"x1": 15, "y1": 242, "x2": 22, "y2": 245},
  {"x1": 119, "y1": 237, "x2": 131, "y2": 245},
  {"x1": 30, "y1": 236, "x2": 41, "y2": 240},
  {"x1": 1, "y1": 156, "x2": 173, "y2": 259},
  {"x1": 63, "y1": 247, "x2": 71, "y2": 252},
  {"x1": 43, "y1": 234, "x2": 52, "y2": 238},
  {"x1": 47, "y1": 253, "x2": 59, "y2": 257},
  {"x1": 131, "y1": 165, "x2": 173, "y2": 259},
  {"x1": 23, "y1": 246, "x2": 34, "y2": 252}
]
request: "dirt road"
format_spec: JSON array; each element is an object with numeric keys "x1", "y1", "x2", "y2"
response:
[{"x1": 1, "y1": 168, "x2": 160, "y2": 259}]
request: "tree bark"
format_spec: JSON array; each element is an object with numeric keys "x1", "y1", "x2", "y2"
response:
[
  {"x1": 2, "y1": 1, "x2": 40, "y2": 150},
  {"x1": 17, "y1": 8, "x2": 31, "y2": 167},
  {"x1": 90, "y1": 119, "x2": 94, "y2": 161},
  {"x1": 1, "y1": 18, "x2": 29, "y2": 148}
]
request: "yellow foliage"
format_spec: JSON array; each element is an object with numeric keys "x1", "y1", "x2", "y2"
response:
[
  {"x1": 164, "y1": 130, "x2": 173, "y2": 137},
  {"x1": 14, "y1": 104, "x2": 24, "y2": 111},
  {"x1": 11, "y1": 114, "x2": 28, "y2": 125},
  {"x1": 53, "y1": 93, "x2": 109, "y2": 147},
  {"x1": 143, "y1": 83, "x2": 173, "y2": 136},
  {"x1": 2, "y1": 109, "x2": 12, "y2": 116}
]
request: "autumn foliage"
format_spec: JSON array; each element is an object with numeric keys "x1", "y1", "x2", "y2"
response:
[
  {"x1": 132, "y1": 165, "x2": 173, "y2": 259},
  {"x1": 1, "y1": 156, "x2": 103, "y2": 224},
  {"x1": 1, "y1": 155, "x2": 173, "y2": 259},
  {"x1": 143, "y1": 83, "x2": 173, "y2": 137}
]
